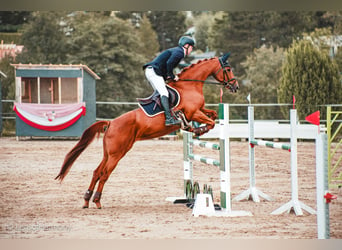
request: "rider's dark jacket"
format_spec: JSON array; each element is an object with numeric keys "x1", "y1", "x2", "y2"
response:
[{"x1": 143, "y1": 46, "x2": 185, "y2": 80}]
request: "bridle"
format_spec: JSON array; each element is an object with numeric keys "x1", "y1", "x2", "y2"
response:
[
  {"x1": 215, "y1": 57, "x2": 239, "y2": 92},
  {"x1": 177, "y1": 58, "x2": 239, "y2": 93}
]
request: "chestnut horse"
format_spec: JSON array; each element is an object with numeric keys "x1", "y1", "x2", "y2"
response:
[{"x1": 55, "y1": 52, "x2": 239, "y2": 209}]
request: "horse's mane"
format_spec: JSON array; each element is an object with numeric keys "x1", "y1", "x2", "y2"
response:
[{"x1": 178, "y1": 57, "x2": 217, "y2": 77}]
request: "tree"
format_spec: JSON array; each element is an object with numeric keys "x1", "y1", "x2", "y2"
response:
[
  {"x1": 266, "y1": 11, "x2": 318, "y2": 48},
  {"x1": 192, "y1": 12, "x2": 220, "y2": 52},
  {"x1": 146, "y1": 11, "x2": 187, "y2": 50},
  {"x1": 210, "y1": 12, "x2": 271, "y2": 76},
  {"x1": 241, "y1": 45, "x2": 285, "y2": 119},
  {"x1": 137, "y1": 14, "x2": 160, "y2": 60},
  {"x1": 241, "y1": 46, "x2": 285, "y2": 102},
  {"x1": 209, "y1": 11, "x2": 332, "y2": 77},
  {"x1": 113, "y1": 11, "x2": 143, "y2": 28},
  {"x1": 0, "y1": 11, "x2": 30, "y2": 32},
  {"x1": 334, "y1": 48, "x2": 342, "y2": 73},
  {"x1": 66, "y1": 13, "x2": 150, "y2": 118},
  {"x1": 16, "y1": 11, "x2": 68, "y2": 64},
  {"x1": 0, "y1": 54, "x2": 15, "y2": 134},
  {"x1": 319, "y1": 11, "x2": 342, "y2": 34},
  {"x1": 278, "y1": 39, "x2": 341, "y2": 120}
]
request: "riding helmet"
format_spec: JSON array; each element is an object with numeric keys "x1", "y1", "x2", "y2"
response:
[{"x1": 178, "y1": 36, "x2": 195, "y2": 48}]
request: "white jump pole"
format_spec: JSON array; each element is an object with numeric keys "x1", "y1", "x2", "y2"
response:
[
  {"x1": 194, "y1": 103, "x2": 251, "y2": 216},
  {"x1": 271, "y1": 109, "x2": 316, "y2": 215},
  {"x1": 233, "y1": 105, "x2": 272, "y2": 202},
  {"x1": 168, "y1": 104, "x2": 252, "y2": 217},
  {"x1": 316, "y1": 132, "x2": 330, "y2": 239},
  {"x1": 219, "y1": 103, "x2": 231, "y2": 211},
  {"x1": 184, "y1": 131, "x2": 193, "y2": 196}
]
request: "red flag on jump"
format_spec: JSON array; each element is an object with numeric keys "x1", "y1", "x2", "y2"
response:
[
  {"x1": 305, "y1": 110, "x2": 320, "y2": 125},
  {"x1": 293, "y1": 95, "x2": 296, "y2": 109}
]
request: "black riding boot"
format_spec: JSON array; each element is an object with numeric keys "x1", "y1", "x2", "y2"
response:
[{"x1": 161, "y1": 96, "x2": 181, "y2": 126}]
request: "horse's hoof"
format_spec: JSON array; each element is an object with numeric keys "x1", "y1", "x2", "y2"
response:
[
  {"x1": 83, "y1": 200, "x2": 89, "y2": 208},
  {"x1": 94, "y1": 202, "x2": 102, "y2": 209}
]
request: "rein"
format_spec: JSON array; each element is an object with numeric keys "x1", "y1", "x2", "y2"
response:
[
  {"x1": 177, "y1": 59, "x2": 238, "y2": 92},
  {"x1": 177, "y1": 77, "x2": 238, "y2": 93},
  {"x1": 177, "y1": 78, "x2": 222, "y2": 85}
]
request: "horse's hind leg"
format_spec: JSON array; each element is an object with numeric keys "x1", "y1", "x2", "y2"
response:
[
  {"x1": 88, "y1": 112, "x2": 137, "y2": 209},
  {"x1": 92, "y1": 135, "x2": 136, "y2": 209},
  {"x1": 82, "y1": 156, "x2": 107, "y2": 208},
  {"x1": 92, "y1": 154, "x2": 124, "y2": 209}
]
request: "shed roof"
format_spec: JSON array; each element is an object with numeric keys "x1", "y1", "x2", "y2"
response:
[{"x1": 11, "y1": 64, "x2": 100, "y2": 80}]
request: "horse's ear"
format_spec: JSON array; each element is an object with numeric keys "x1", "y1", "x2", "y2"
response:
[{"x1": 221, "y1": 52, "x2": 231, "y2": 63}]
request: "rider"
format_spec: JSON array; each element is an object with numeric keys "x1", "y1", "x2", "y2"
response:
[{"x1": 143, "y1": 36, "x2": 195, "y2": 126}]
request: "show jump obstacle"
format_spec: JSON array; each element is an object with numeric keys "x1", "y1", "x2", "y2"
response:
[
  {"x1": 166, "y1": 103, "x2": 252, "y2": 217},
  {"x1": 166, "y1": 101, "x2": 336, "y2": 238},
  {"x1": 234, "y1": 106, "x2": 316, "y2": 216}
]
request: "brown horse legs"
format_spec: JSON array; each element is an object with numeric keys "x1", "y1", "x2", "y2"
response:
[
  {"x1": 82, "y1": 170, "x2": 105, "y2": 209},
  {"x1": 92, "y1": 191, "x2": 102, "y2": 208},
  {"x1": 83, "y1": 189, "x2": 102, "y2": 209},
  {"x1": 83, "y1": 152, "x2": 127, "y2": 209},
  {"x1": 82, "y1": 159, "x2": 105, "y2": 208},
  {"x1": 201, "y1": 107, "x2": 218, "y2": 121},
  {"x1": 82, "y1": 176, "x2": 105, "y2": 209},
  {"x1": 90, "y1": 171, "x2": 115, "y2": 209},
  {"x1": 188, "y1": 109, "x2": 217, "y2": 136}
]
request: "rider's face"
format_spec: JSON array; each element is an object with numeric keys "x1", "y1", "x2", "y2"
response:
[{"x1": 184, "y1": 44, "x2": 193, "y2": 56}]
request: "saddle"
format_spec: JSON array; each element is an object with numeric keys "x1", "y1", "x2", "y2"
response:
[
  {"x1": 137, "y1": 86, "x2": 180, "y2": 117},
  {"x1": 137, "y1": 86, "x2": 192, "y2": 131}
]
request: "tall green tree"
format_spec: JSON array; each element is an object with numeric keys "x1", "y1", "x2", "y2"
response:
[
  {"x1": 210, "y1": 12, "x2": 270, "y2": 76},
  {"x1": 266, "y1": 11, "x2": 318, "y2": 48},
  {"x1": 66, "y1": 13, "x2": 150, "y2": 118},
  {"x1": 147, "y1": 11, "x2": 187, "y2": 50},
  {"x1": 137, "y1": 14, "x2": 160, "y2": 60},
  {"x1": 16, "y1": 11, "x2": 68, "y2": 64},
  {"x1": 278, "y1": 39, "x2": 341, "y2": 120},
  {"x1": 192, "y1": 12, "x2": 221, "y2": 52},
  {"x1": 241, "y1": 45, "x2": 285, "y2": 119},
  {"x1": 210, "y1": 11, "x2": 330, "y2": 77}
]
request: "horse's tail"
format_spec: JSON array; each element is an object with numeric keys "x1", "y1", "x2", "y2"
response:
[{"x1": 55, "y1": 120, "x2": 110, "y2": 182}]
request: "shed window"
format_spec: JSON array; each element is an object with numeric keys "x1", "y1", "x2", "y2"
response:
[
  {"x1": 21, "y1": 78, "x2": 38, "y2": 103},
  {"x1": 21, "y1": 77, "x2": 78, "y2": 104},
  {"x1": 40, "y1": 78, "x2": 58, "y2": 104},
  {"x1": 61, "y1": 78, "x2": 78, "y2": 103}
]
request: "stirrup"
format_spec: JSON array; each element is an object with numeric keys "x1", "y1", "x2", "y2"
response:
[{"x1": 165, "y1": 117, "x2": 181, "y2": 126}]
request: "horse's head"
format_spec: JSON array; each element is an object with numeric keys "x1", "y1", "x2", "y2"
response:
[{"x1": 213, "y1": 53, "x2": 239, "y2": 93}]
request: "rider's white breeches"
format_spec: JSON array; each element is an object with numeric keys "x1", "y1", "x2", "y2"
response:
[{"x1": 145, "y1": 66, "x2": 169, "y2": 97}]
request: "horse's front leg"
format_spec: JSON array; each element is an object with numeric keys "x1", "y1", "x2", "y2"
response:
[
  {"x1": 200, "y1": 107, "x2": 218, "y2": 121},
  {"x1": 188, "y1": 110, "x2": 216, "y2": 136}
]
